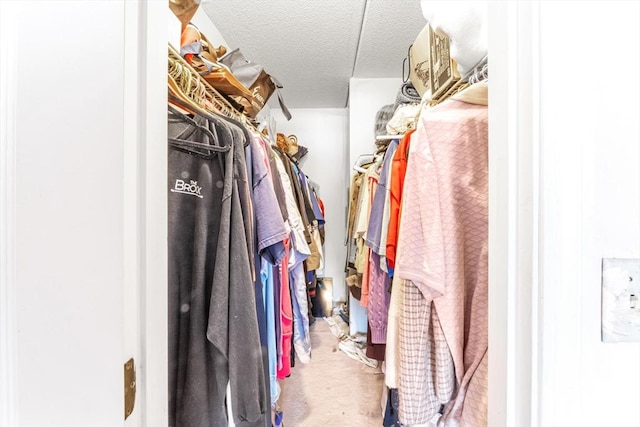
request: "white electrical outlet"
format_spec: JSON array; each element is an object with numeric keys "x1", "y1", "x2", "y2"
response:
[{"x1": 602, "y1": 258, "x2": 640, "y2": 343}]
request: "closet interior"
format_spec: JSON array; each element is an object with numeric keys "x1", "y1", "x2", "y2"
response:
[
  {"x1": 167, "y1": 1, "x2": 488, "y2": 426},
  {"x1": 3, "y1": 1, "x2": 639, "y2": 426}
]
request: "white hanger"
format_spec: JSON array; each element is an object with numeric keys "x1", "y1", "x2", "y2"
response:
[{"x1": 352, "y1": 154, "x2": 375, "y2": 173}]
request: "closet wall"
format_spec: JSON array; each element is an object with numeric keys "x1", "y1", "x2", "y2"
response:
[
  {"x1": 347, "y1": 77, "x2": 402, "y2": 335},
  {"x1": 271, "y1": 108, "x2": 350, "y2": 303},
  {"x1": 348, "y1": 78, "x2": 403, "y2": 168}
]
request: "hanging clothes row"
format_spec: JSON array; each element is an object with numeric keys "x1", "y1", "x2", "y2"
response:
[
  {"x1": 346, "y1": 76, "x2": 489, "y2": 427},
  {"x1": 167, "y1": 45, "x2": 326, "y2": 427}
]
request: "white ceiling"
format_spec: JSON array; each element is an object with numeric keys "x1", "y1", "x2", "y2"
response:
[{"x1": 201, "y1": 0, "x2": 426, "y2": 109}]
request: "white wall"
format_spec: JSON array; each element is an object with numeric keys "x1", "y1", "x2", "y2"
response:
[
  {"x1": 348, "y1": 77, "x2": 403, "y2": 167},
  {"x1": 347, "y1": 78, "x2": 402, "y2": 334},
  {"x1": 538, "y1": 2, "x2": 640, "y2": 426},
  {"x1": 190, "y1": 6, "x2": 229, "y2": 47},
  {"x1": 272, "y1": 108, "x2": 350, "y2": 304}
]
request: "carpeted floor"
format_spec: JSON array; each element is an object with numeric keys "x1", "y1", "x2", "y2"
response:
[{"x1": 278, "y1": 319, "x2": 385, "y2": 427}]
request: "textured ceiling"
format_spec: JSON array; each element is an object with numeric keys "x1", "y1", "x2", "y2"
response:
[
  {"x1": 200, "y1": 0, "x2": 426, "y2": 109},
  {"x1": 353, "y1": 0, "x2": 426, "y2": 78}
]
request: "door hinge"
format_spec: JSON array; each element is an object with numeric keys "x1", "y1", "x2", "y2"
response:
[{"x1": 124, "y1": 358, "x2": 136, "y2": 420}]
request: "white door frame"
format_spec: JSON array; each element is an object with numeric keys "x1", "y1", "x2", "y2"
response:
[
  {"x1": 488, "y1": 2, "x2": 541, "y2": 426},
  {"x1": 124, "y1": 1, "x2": 169, "y2": 426},
  {"x1": 0, "y1": 1, "x2": 169, "y2": 425},
  {"x1": 136, "y1": 2, "x2": 546, "y2": 425},
  {"x1": 0, "y1": 2, "x2": 19, "y2": 425}
]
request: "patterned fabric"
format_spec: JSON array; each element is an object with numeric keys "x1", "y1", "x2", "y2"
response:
[
  {"x1": 432, "y1": 308, "x2": 455, "y2": 405},
  {"x1": 396, "y1": 83, "x2": 489, "y2": 426},
  {"x1": 398, "y1": 281, "x2": 440, "y2": 424},
  {"x1": 367, "y1": 251, "x2": 391, "y2": 344},
  {"x1": 456, "y1": 351, "x2": 488, "y2": 427},
  {"x1": 398, "y1": 282, "x2": 456, "y2": 425},
  {"x1": 394, "y1": 82, "x2": 422, "y2": 108}
]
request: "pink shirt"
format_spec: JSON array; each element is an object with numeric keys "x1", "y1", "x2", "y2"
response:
[{"x1": 396, "y1": 83, "x2": 489, "y2": 426}]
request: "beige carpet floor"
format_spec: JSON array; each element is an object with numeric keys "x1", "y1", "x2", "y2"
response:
[{"x1": 278, "y1": 319, "x2": 385, "y2": 427}]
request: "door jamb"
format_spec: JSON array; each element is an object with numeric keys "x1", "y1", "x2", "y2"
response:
[
  {"x1": 0, "y1": 2, "x2": 19, "y2": 425},
  {"x1": 488, "y1": 2, "x2": 541, "y2": 426}
]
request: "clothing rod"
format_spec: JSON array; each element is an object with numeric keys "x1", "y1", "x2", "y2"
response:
[{"x1": 375, "y1": 135, "x2": 402, "y2": 141}]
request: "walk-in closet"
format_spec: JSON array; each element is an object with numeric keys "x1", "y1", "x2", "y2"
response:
[
  {"x1": 1, "y1": 1, "x2": 639, "y2": 427},
  {"x1": 166, "y1": 2, "x2": 489, "y2": 425}
]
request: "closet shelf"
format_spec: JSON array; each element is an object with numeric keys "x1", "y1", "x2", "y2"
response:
[{"x1": 168, "y1": 45, "x2": 256, "y2": 130}]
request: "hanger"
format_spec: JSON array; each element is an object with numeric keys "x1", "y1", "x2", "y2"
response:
[
  {"x1": 168, "y1": 74, "x2": 208, "y2": 116},
  {"x1": 352, "y1": 153, "x2": 375, "y2": 173},
  {"x1": 462, "y1": 55, "x2": 488, "y2": 84},
  {"x1": 168, "y1": 101, "x2": 231, "y2": 156},
  {"x1": 168, "y1": 56, "x2": 252, "y2": 149},
  {"x1": 467, "y1": 57, "x2": 489, "y2": 85},
  {"x1": 169, "y1": 58, "x2": 221, "y2": 116},
  {"x1": 402, "y1": 44, "x2": 412, "y2": 83},
  {"x1": 168, "y1": 44, "x2": 261, "y2": 136}
]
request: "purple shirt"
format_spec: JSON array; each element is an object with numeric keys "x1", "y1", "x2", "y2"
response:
[
  {"x1": 250, "y1": 135, "x2": 289, "y2": 264},
  {"x1": 365, "y1": 139, "x2": 399, "y2": 254}
]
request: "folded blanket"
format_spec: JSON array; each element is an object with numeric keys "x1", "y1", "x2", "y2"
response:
[{"x1": 394, "y1": 82, "x2": 421, "y2": 109}]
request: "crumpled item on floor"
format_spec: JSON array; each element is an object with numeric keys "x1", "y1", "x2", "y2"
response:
[{"x1": 324, "y1": 315, "x2": 378, "y2": 369}]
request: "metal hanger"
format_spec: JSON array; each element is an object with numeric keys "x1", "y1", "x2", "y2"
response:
[
  {"x1": 467, "y1": 59, "x2": 489, "y2": 85},
  {"x1": 462, "y1": 55, "x2": 488, "y2": 84},
  {"x1": 168, "y1": 102, "x2": 231, "y2": 156}
]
